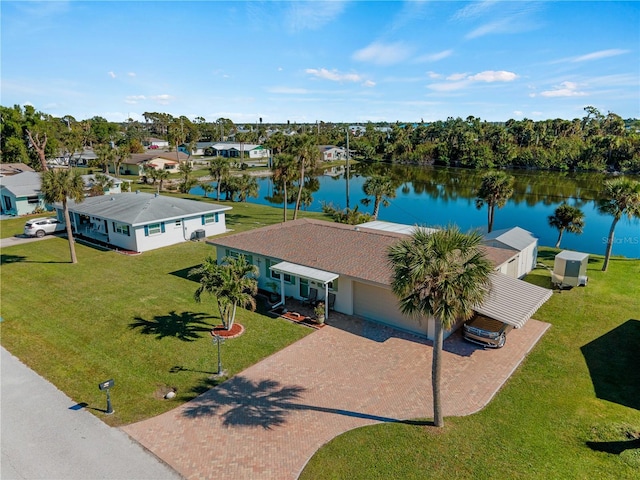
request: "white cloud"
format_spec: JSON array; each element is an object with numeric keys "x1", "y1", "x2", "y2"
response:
[
  {"x1": 150, "y1": 94, "x2": 174, "y2": 105},
  {"x1": 285, "y1": 1, "x2": 346, "y2": 32},
  {"x1": 108, "y1": 71, "x2": 116, "y2": 79},
  {"x1": 125, "y1": 95, "x2": 146, "y2": 104},
  {"x1": 363, "y1": 80, "x2": 376, "y2": 88},
  {"x1": 453, "y1": 0, "x2": 500, "y2": 20},
  {"x1": 305, "y1": 68, "x2": 363, "y2": 83},
  {"x1": 447, "y1": 72, "x2": 468, "y2": 81},
  {"x1": 537, "y1": 81, "x2": 587, "y2": 98},
  {"x1": 352, "y1": 42, "x2": 412, "y2": 66},
  {"x1": 267, "y1": 87, "x2": 309, "y2": 94},
  {"x1": 571, "y1": 49, "x2": 629, "y2": 62},
  {"x1": 127, "y1": 72, "x2": 136, "y2": 77},
  {"x1": 427, "y1": 71, "x2": 443, "y2": 79},
  {"x1": 416, "y1": 49, "x2": 453, "y2": 63},
  {"x1": 468, "y1": 70, "x2": 518, "y2": 82},
  {"x1": 513, "y1": 110, "x2": 523, "y2": 116}
]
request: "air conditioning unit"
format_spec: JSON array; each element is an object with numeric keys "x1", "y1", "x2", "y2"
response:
[{"x1": 194, "y1": 229, "x2": 206, "y2": 240}]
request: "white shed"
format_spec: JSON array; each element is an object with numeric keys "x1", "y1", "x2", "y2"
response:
[
  {"x1": 483, "y1": 227, "x2": 538, "y2": 279},
  {"x1": 552, "y1": 250, "x2": 589, "y2": 288}
]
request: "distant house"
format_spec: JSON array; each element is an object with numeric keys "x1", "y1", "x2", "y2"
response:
[
  {"x1": 0, "y1": 163, "x2": 35, "y2": 177},
  {"x1": 81, "y1": 174, "x2": 123, "y2": 195},
  {"x1": 0, "y1": 171, "x2": 46, "y2": 216},
  {"x1": 483, "y1": 227, "x2": 538, "y2": 279},
  {"x1": 145, "y1": 137, "x2": 170, "y2": 149},
  {"x1": 208, "y1": 219, "x2": 551, "y2": 340},
  {"x1": 318, "y1": 145, "x2": 346, "y2": 161},
  {"x1": 54, "y1": 192, "x2": 231, "y2": 253},
  {"x1": 183, "y1": 142, "x2": 270, "y2": 160},
  {"x1": 112, "y1": 152, "x2": 188, "y2": 176}
]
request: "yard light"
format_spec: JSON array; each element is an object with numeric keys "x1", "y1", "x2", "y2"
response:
[{"x1": 211, "y1": 331, "x2": 226, "y2": 376}]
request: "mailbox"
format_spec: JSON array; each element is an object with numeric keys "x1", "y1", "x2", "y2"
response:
[{"x1": 99, "y1": 379, "x2": 115, "y2": 391}]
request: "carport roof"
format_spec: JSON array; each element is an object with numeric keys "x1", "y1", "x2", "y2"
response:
[
  {"x1": 476, "y1": 273, "x2": 552, "y2": 328},
  {"x1": 270, "y1": 261, "x2": 339, "y2": 284}
]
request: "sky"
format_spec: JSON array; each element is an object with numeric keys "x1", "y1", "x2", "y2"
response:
[{"x1": 1, "y1": 1, "x2": 638, "y2": 124}]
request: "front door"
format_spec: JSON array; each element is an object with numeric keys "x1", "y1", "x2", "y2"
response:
[{"x1": 299, "y1": 278, "x2": 309, "y2": 299}]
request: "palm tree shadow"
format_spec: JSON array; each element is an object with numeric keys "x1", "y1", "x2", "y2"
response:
[
  {"x1": 586, "y1": 438, "x2": 640, "y2": 455},
  {"x1": 182, "y1": 375, "x2": 409, "y2": 430},
  {"x1": 1, "y1": 254, "x2": 27, "y2": 264},
  {"x1": 129, "y1": 311, "x2": 214, "y2": 342}
]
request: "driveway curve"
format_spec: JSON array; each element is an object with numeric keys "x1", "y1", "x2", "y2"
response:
[{"x1": 123, "y1": 316, "x2": 549, "y2": 480}]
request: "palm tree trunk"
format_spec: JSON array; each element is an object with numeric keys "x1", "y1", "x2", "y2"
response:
[
  {"x1": 283, "y1": 183, "x2": 288, "y2": 222},
  {"x1": 487, "y1": 204, "x2": 494, "y2": 233},
  {"x1": 216, "y1": 176, "x2": 221, "y2": 201},
  {"x1": 602, "y1": 216, "x2": 619, "y2": 272},
  {"x1": 293, "y1": 165, "x2": 305, "y2": 220},
  {"x1": 555, "y1": 229, "x2": 564, "y2": 249},
  {"x1": 373, "y1": 198, "x2": 380, "y2": 220},
  {"x1": 62, "y1": 200, "x2": 77, "y2": 264},
  {"x1": 432, "y1": 320, "x2": 444, "y2": 427},
  {"x1": 228, "y1": 304, "x2": 237, "y2": 330}
]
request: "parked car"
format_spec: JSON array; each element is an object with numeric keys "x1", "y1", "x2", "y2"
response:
[
  {"x1": 462, "y1": 314, "x2": 513, "y2": 348},
  {"x1": 23, "y1": 217, "x2": 65, "y2": 238}
]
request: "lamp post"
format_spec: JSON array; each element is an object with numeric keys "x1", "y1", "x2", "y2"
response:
[
  {"x1": 98, "y1": 378, "x2": 115, "y2": 415},
  {"x1": 211, "y1": 331, "x2": 225, "y2": 376}
]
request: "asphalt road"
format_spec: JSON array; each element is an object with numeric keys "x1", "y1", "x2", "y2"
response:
[{"x1": 0, "y1": 347, "x2": 182, "y2": 480}]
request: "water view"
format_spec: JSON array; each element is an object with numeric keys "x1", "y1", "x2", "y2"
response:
[{"x1": 194, "y1": 165, "x2": 640, "y2": 259}]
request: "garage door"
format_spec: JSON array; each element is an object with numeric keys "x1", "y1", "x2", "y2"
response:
[{"x1": 353, "y1": 282, "x2": 427, "y2": 336}]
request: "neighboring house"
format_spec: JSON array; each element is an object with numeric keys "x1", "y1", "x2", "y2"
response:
[
  {"x1": 55, "y1": 192, "x2": 231, "y2": 253},
  {"x1": 208, "y1": 218, "x2": 551, "y2": 340},
  {"x1": 0, "y1": 171, "x2": 47, "y2": 215},
  {"x1": 112, "y1": 152, "x2": 188, "y2": 176},
  {"x1": 0, "y1": 163, "x2": 35, "y2": 177},
  {"x1": 318, "y1": 145, "x2": 346, "y2": 161},
  {"x1": 483, "y1": 227, "x2": 538, "y2": 279},
  {"x1": 145, "y1": 137, "x2": 170, "y2": 149},
  {"x1": 81, "y1": 174, "x2": 123, "y2": 195},
  {"x1": 185, "y1": 142, "x2": 270, "y2": 160}
]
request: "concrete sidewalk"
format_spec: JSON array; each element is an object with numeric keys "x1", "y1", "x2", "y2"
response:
[{"x1": 0, "y1": 347, "x2": 181, "y2": 480}]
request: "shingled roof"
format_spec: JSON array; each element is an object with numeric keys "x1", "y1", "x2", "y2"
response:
[{"x1": 209, "y1": 218, "x2": 516, "y2": 286}]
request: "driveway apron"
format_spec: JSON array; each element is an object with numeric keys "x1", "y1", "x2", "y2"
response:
[{"x1": 123, "y1": 317, "x2": 549, "y2": 480}]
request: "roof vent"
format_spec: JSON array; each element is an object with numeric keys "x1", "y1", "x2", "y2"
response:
[{"x1": 354, "y1": 227, "x2": 360, "y2": 231}]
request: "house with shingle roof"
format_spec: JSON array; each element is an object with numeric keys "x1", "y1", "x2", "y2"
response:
[
  {"x1": 0, "y1": 171, "x2": 46, "y2": 216},
  {"x1": 55, "y1": 192, "x2": 231, "y2": 253},
  {"x1": 208, "y1": 218, "x2": 551, "y2": 340},
  {"x1": 111, "y1": 152, "x2": 189, "y2": 176}
]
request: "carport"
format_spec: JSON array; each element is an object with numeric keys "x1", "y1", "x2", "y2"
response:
[
  {"x1": 475, "y1": 273, "x2": 553, "y2": 328},
  {"x1": 269, "y1": 261, "x2": 339, "y2": 322}
]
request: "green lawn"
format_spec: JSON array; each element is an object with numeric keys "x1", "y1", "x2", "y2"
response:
[
  {"x1": 301, "y1": 250, "x2": 640, "y2": 479},
  {"x1": 0, "y1": 201, "x2": 327, "y2": 426}
]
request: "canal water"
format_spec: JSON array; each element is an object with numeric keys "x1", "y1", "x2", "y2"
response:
[{"x1": 193, "y1": 164, "x2": 640, "y2": 258}]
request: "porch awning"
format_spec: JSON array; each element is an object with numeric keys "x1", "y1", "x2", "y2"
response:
[
  {"x1": 270, "y1": 261, "x2": 339, "y2": 285},
  {"x1": 475, "y1": 273, "x2": 553, "y2": 329}
]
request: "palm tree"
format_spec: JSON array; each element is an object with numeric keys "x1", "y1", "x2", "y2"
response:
[
  {"x1": 388, "y1": 227, "x2": 492, "y2": 427},
  {"x1": 200, "y1": 181, "x2": 215, "y2": 198},
  {"x1": 272, "y1": 153, "x2": 298, "y2": 221},
  {"x1": 598, "y1": 178, "x2": 640, "y2": 271},
  {"x1": 292, "y1": 134, "x2": 319, "y2": 220},
  {"x1": 178, "y1": 161, "x2": 196, "y2": 193},
  {"x1": 236, "y1": 174, "x2": 258, "y2": 202},
  {"x1": 41, "y1": 169, "x2": 85, "y2": 263},
  {"x1": 190, "y1": 255, "x2": 259, "y2": 331},
  {"x1": 88, "y1": 173, "x2": 115, "y2": 196},
  {"x1": 361, "y1": 175, "x2": 397, "y2": 219},
  {"x1": 475, "y1": 171, "x2": 515, "y2": 233},
  {"x1": 548, "y1": 203, "x2": 585, "y2": 248},
  {"x1": 209, "y1": 157, "x2": 230, "y2": 201},
  {"x1": 155, "y1": 169, "x2": 170, "y2": 191}
]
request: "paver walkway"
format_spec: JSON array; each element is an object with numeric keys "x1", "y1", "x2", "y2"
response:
[{"x1": 123, "y1": 316, "x2": 550, "y2": 480}]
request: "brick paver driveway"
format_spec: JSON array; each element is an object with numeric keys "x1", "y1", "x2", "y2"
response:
[{"x1": 123, "y1": 316, "x2": 549, "y2": 480}]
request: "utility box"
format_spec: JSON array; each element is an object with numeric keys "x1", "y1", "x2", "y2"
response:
[
  {"x1": 194, "y1": 229, "x2": 206, "y2": 240},
  {"x1": 552, "y1": 250, "x2": 589, "y2": 288}
]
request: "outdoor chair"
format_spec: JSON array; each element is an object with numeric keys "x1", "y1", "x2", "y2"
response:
[
  {"x1": 327, "y1": 292, "x2": 336, "y2": 311},
  {"x1": 303, "y1": 288, "x2": 318, "y2": 306}
]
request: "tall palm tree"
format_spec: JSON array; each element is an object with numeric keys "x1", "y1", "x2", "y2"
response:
[
  {"x1": 41, "y1": 169, "x2": 85, "y2": 263},
  {"x1": 475, "y1": 170, "x2": 515, "y2": 233},
  {"x1": 155, "y1": 169, "x2": 170, "y2": 191},
  {"x1": 271, "y1": 153, "x2": 298, "y2": 222},
  {"x1": 209, "y1": 157, "x2": 230, "y2": 201},
  {"x1": 178, "y1": 161, "x2": 196, "y2": 193},
  {"x1": 361, "y1": 175, "x2": 397, "y2": 219},
  {"x1": 598, "y1": 178, "x2": 640, "y2": 271},
  {"x1": 548, "y1": 203, "x2": 585, "y2": 248},
  {"x1": 292, "y1": 134, "x2": 319, "y2": 220},
  {"x1": 388, "y1": 227, "x2": 492, "y2": 427},
  {"x1": 236, "y1": 174, "x2": 258, "y2": 202},
  {"x1": 200, "y1": 181, "x2": 215, "y2": 198},
  {"x1": 190, "y1": 255, "x2": 258, "y2": 331}
]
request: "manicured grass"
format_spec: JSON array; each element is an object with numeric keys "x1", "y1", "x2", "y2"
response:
[
  {"x1": 301, "y1": 249, "x2": 640, "y2": 479},
  {"x1": 0, "y1": 202, "x2": 328, "y2": 427}
]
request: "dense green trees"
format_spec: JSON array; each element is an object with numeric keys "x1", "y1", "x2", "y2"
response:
[{"x1": 388, "y1": 227, "x2": 492, "y2": 427}]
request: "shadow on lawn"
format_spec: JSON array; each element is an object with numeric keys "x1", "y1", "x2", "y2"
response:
[
  {"x1": 169, "y1": 265, "x2": 202, "y2": 282},
  {"x1": 587, "y1": 438, "x2": 640, "y2": 455},
  {"x1": 182, "y1": 375, "x2": 421, "y2": 429},
  {"x1": 581, "y1": 319, "x2": 640, "y2": 410},
  {"x1": 129, "y1": 311, "x2": 214, "y2": 342}
]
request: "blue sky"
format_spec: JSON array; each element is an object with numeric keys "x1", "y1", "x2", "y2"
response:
[{"x1": 2, "y1": 1, "x2": 638, "y2": 124}]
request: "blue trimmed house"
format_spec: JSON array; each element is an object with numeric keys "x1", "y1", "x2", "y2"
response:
[{"x1": 55, "y1": 192, "x2": 231, "y2": 253}]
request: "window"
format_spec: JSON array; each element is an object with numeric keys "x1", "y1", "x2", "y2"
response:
[
  {"x1": 113, "y1": 222, "x2": 130, "y2": 236},
  {"x1": 202, "y1": 213, "x2": 219, "y2": 225},
  {"x1": 175, "y1": 219, "x2": 182, "y2": 228},
  {"x1": 283, "y1": 273, "x2": 295, "y2": 285},
  {"x1": 224, "y1": 249, "x2": 252, "y2": 265},
  {"x1": 328, "y1": 279, "x2": 339, "y2": 291},
  {"x1": 266, "y1": 258, "x2": 281, "y2": 279},
  {"x1": 27, "y1": 195, "x2": 40, "y2": 204},
  {"x1": 147, "y1": 223, "x2": 162, "y2": 235}
]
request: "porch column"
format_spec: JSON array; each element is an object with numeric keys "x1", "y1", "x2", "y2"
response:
[
  {"x1": 279, "y1": 276, "x2": 285, "y2": 305},
  {"x1": 324, "y1": 283, "x2": 329, "y2": 321}
]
